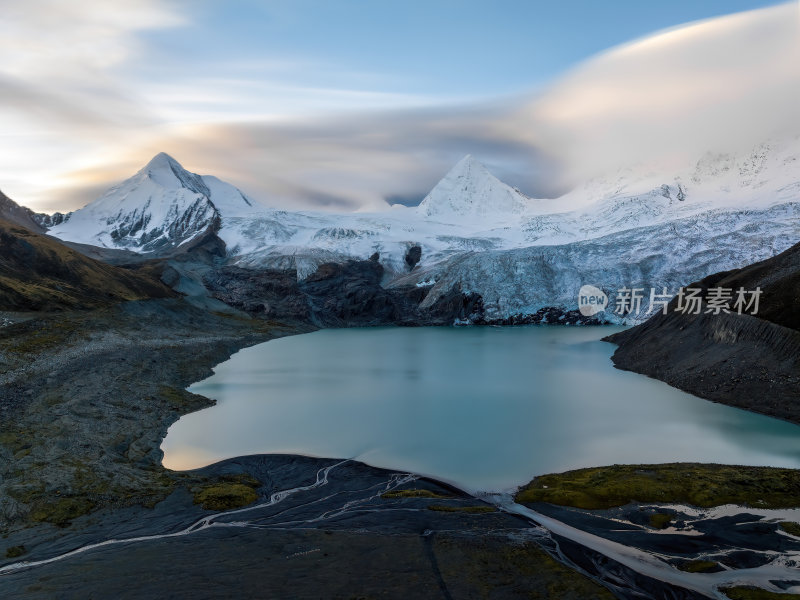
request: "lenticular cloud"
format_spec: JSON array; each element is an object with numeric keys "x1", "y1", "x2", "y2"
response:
[{"x1": 522, "y1": 2, "x2": 800, "y2": 185}]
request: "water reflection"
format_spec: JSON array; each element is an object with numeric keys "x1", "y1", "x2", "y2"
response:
[{"x1": 161, "y1": 326, "x2": 800, "y2": 492}]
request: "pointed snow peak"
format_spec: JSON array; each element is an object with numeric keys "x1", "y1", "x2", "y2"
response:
[
  {"x1": 46, "y1": 152, "x2": 264, "y2": 252},
  {"x1": 142, "y1": 151, "x2": 183, "y2": 174},
  {"x1": 435, "y1": 155, "x2": 501, "y2": 194},
  {"x1": 417, "y1": 155, "x2": 530, "y2": 221},
  {"x1": 141, "y1": 152, "x2": 186, "y2": 177},
  {"x1": 149, "y1": 151, "x2": 178, "y2": 164},
  {"x1": 137, "y1": 152, "x2": 210, "y2": 196},
  {"x1": 449, "y1": 154, "x2": 489, "y2": 176}
]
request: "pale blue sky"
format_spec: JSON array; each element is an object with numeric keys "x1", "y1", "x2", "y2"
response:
[{"x1": 137, "y1": 0, "x2": 784, "y2": 96}]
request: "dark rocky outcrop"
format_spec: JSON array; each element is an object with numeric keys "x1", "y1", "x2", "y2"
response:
[
  {"x1": 477, "y1": 306, "x2": 604, "y2": 326},
  {"x1": 201, "y1": 255, "x2": 609, "y2": 328},
  {"x1": 31, "y1": 210, "x2": 69, "y2": 229},
  {"x1": 404, "y1": 244, "x2": 422, "y2": 269},
  {"x1": 301, "y1": 258, "x2": 408, "y2": 326},
  {"x1": 203, "y1": 266, "x2": 311, "y2": 321},
  {"x1": 417, "y1": 282, "x2": 484, "y2": 324},
  {"x1": 606, "y1": 241, "x2": 800, "y2": 424},
  {"x1": 174, "y1": 228, "x2": 227, "y2": 261},
  {"x1": 202, "y1": 258, "x2": 489, "y2": 327}
]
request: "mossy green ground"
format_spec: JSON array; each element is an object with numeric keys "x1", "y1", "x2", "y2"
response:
[
  {"x1": 6, "y1": 320, "x2": 80, "y2": 355},
  {"x1": 157, "y1": 385, "x2": 210, "y2": 411},
  {"x1": 192, "y1": 476, "x2": 261, "y2": 511},
  {"x1": 779, "y1": 522, "x2": 800, "y2": 536},
  {"x1": 380, "y1": 489, "x2": 495, "y2": 513},
  {"x1": 4, "y1": 545, "x2": 26, "y2": 559},
  {"x1": 516, "y1": 464, "x2": 800, "y2": 509},
  {"x1": 678, "y1": 560, "x2": 719, "y2": 573},
  {"x1": 434, "y1": 537, "x2": 616, "y2": 599},
  {"x1": 29, "y1": 497, "x2": 96, "y2": 527},
  {"x1": 0, "y1": 306, "x2": 284, "y2": 530},
  {"x1": 0, "y1": 220, "x2": 173, "y2": 311},
  {"x1": 648, "y1": 512, "x2": 673, "y2": 529}
]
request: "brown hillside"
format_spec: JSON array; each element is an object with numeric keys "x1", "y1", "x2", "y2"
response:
[
  {"x1": 0, "y1": 219, "x2": 175, "y2": 311},
  {"x1": 0, "y1": 190, "x2": 45, "y2": 233}
]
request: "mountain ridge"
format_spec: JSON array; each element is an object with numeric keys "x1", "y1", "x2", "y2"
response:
[
  {"x1": 48, "y1": 153, "x2": 257, "y2": 252},
  {"x1": 28, "y1": 142, "x2": 800, "y2": 322},
  {"x1": 0, "y1": 189, "x2": 46, "y2": 234}
]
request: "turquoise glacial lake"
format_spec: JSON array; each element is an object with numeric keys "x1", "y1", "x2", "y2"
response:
[{"x1": 161, "y1": 326, "x2": 800, "y2": 492}]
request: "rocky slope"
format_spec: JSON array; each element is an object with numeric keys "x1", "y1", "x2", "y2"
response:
[
  {"x1": 0, "y1": 218, "x2": 174, "y2": 311},
  {"x1": 606, "y1": 240, "x2": 800, "y2": 423},
  {"x1": 0, "y1": 191, "x2": 46, "y2": 234}
]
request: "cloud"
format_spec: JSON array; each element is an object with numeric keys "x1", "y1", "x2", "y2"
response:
[
  {"x1": 2, "y1": 1, "x2": 798, "y2": 214},
  {"x1": 114, "y1": 0, "x2": 800, "y2": 212},
  {"x1": 520, "y1": 2, "x2": 800, "y2": 186},
  {"x1": 74, "y1": 102, "x2": 554, "y2": 212},
  {"x1": 0, "y1": 0, "x2": 540, "y2": 213},
  {"x1": 0, "y1": 0, "x2": 185, "y2": 211},
  {"x1": 0, "y1": 0, "x2": 184, "y2": 77}
]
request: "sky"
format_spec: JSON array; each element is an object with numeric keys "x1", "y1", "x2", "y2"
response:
[{"x1": 1, "y1": 0, "x2": 797, "y2": 213}]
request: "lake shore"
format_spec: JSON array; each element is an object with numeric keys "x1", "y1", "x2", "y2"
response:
[
  {"x1": 0, "y1": 301, "x2": 623, "y2": 598},
  {"x1": 0, "y1": 299, "x2": 310, "y2": 527},
  {"x1": 1, "y1": 301, "x2": 798, "y2": 599}
]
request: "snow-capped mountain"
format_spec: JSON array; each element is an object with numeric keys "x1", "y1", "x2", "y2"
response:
[
  {"x1": 49, "y1": 153, "x2": 259, "y2": 252},
  {"x1": 40, "y1": 141, "x2": 800, "y2": 322},
  {"x1": 416, "y1": 154, "x2": 533, "y2": 222}
]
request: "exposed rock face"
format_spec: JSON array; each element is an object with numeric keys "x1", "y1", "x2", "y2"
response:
[
  {"x1": 606, "y1": 241, "x2": 800, "y2": 423},
  {"x1": 404, "y1": 245, "x2": 422, "y2": 270},
  {"x1": 418, "y1": 282, "x2": 484, "y2": 324},
  {"x1": 478, "y1": 306, "x2": 603, "y2": 326},
  {"x1": 300, "y1": 259, "x2": 407, "y2": 326},
  {"x1": 200, "y1": 253, "x2": 610, "y2": 328},
  {"x1": 203, "y1": 267, "x2": 311, "y2": 321},
  {"x1": 202, "y1": 258, "x2": 489, "y2": 327},
  {"x1": 0, "y1": 190, "x2": 45, "y2": 234},
  {"x1": 31, "y1": 211, "x2": 69, "y2": 229}
]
